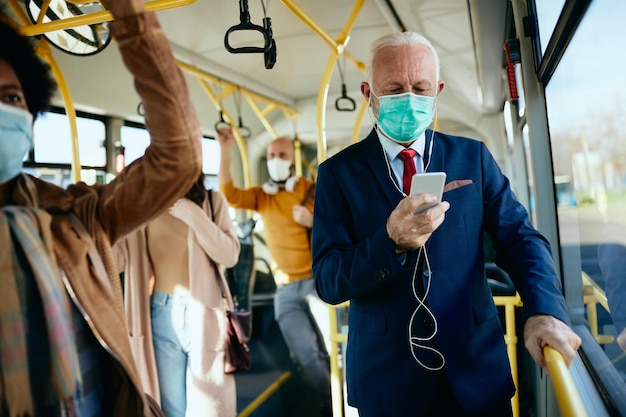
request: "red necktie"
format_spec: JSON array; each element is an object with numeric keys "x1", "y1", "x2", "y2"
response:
[{"x1": 398, "y1": 148, "x2": 417, "y2": 194}]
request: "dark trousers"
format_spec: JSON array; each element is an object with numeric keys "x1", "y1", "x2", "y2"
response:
[{"x1": 358, "y1": 372, "x2": 513, "y2": 417}]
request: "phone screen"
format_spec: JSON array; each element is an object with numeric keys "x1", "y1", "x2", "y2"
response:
[{"x1": 410, "y1": 172, "x2": 446, "y2": 214}]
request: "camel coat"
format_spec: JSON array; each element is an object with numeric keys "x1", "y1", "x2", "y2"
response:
[{"x1": 115, "y1": 191, "x2": 240, "y2": 416}]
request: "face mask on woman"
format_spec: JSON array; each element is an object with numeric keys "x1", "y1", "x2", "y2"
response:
[
  {"x1": 373, "y1": 92, "x2": 435, "y2": 144},
  {"x1": 0, "y1": 102, "x2": 33, "y2": 183}
]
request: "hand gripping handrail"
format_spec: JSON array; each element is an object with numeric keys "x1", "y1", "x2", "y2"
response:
[{"x1": 543, "y1": 346, "x2": 589, "y2": 417}]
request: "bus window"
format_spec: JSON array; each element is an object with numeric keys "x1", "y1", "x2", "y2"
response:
[
  {"x1": 120, "y1": 124, "x2": 150, "y2": 166},
  {"x1": 33, "y1": 110, "x2": 106, "y2": 167},
  {"x1": 544, "y1": 0, "x2": 626, "y2": 408},
  {"x1": 121, "y1": 124, "x2": 219, "y2": 185},
  {"x1": 535, "y1": 0, "x2": 566, "y2": 56},
  {"x1": 201, "y1": 138, "x2": 221, "y2": 176}
]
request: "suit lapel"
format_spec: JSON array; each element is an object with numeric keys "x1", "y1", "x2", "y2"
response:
[
  {"x1": 361, "y1": 129, "x2": 405, "y2": 207},
  {"x1": 424, "y1": 129, "x2": 444, "y2": 173}
]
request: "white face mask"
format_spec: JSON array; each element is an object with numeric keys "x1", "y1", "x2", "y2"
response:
[
  {"x1": 0, "y1": 102, "x2": 33, "y2": 183},
  {"x1": 266, "y1": 158, "x2": 292, "y2": 182}
]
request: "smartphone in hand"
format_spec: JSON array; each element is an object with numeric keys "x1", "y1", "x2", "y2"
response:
[{"x1": 410, "y1": 172, "x2": 446, "y2": 214}]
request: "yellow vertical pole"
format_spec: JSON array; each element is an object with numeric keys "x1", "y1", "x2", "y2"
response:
[
  {"x1": 505, "y1": 299, "x2": 520, "y2": 417},
  {"x1": 351, "y1": 99, "x2": 369, "y2": 144},
  {"x1": 494, "y1": 294, "x2": 523, "y2": 417},
  {"x1": 37, "y1": 41, "x2": 82, "y2": 183},
  {"x1": 294, "y1": 134, "x2": 302, "y2": 177}
]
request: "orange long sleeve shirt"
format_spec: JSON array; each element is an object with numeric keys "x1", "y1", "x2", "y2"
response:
[{"x1": 220, "y1": 178, "x2": 315, "y2": 285}]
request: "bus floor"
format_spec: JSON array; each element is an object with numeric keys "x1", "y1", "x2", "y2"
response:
[{"x1": 235, "y1": 305, "x2": 323, "y2": 417}]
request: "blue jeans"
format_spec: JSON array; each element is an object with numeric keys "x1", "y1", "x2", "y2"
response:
[
  {"x1": 274, "y1": 278, "x2": 331, "y2": 409},
  {"x1": 151, "y1": 291, "x2": 192, "y2": 417}
]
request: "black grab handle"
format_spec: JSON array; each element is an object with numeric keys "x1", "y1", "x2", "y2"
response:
[
  {"x1": 224, "y1": 0, "x2": 272, "y2": 54},
  {"x1": 214, "y1": 110, "x2": 231, "y2": 132},
  {"x1": 335, "y1": 83, "x2": 356, "y2": 111}
]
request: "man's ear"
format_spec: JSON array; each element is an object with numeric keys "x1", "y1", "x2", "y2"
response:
[
  {"x1": 361, "y1": 81, "x2": 371, "y2": 103},
  {"x1": 437, "y1": 80, "x2": 445, "y2": 95}
]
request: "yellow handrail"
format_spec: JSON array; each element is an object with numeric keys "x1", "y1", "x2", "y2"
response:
[
  {"x1": 237, "y1": 371, "x2": 292, "y2": 417},
  {"x1": 328, "y1": 294, "x2": 591, "y2": 417},
  {"x1": 176, "y1": 60, "x2": 301, "y2": 131},
  {"x1": 544, "y1": 346, "x2": 588, "y2": 417},
  {"x1": 18, "y1": 0, "x2": 197, "y2": 36},
  {"x1": 280, "y1": 0, "x2": 366, "y2": 164}
]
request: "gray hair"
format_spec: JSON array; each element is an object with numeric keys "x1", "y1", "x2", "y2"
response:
[{"x1": 366, "y1": 32, "x2": 440, "y2": 83}]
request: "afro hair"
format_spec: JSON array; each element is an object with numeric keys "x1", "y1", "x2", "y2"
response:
[{"x1": 0, "y1": 7, "x2": 57, "y2": 118}]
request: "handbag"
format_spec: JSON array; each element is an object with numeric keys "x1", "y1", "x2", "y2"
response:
[
  {"x1": 225, "y1": 267, "x2": 253, "y2": 342},
  {"x1": 224, "y1": 309, "x2": 252, "y2": 374},
  {"x1": 206, "y1": 189, "x2": 252, "y2": 373},
  {"x1": 213, "y1": 264, "x2": 252, "y2": 374}
]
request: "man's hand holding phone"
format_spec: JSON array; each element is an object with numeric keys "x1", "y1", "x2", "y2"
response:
[{"x1": 387, "y1": 172, "x2": 449, "y2": 252}]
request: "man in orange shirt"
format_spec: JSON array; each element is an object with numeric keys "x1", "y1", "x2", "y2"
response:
[{"x1": 217, "y1": 128, "x2": 331, "y2": 417}]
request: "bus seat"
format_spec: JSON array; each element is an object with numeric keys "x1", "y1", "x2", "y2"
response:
[{"x1": 486, "y1": 262, "x2": 516, "y2": 296}]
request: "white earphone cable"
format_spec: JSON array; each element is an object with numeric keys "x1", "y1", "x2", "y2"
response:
[{"x1": 408, "y1": 246, "x2": 445, "y2": 370}]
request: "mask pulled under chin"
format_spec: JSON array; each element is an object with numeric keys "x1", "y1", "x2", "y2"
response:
[
  {"x1": 0, "y1": 103, "x2": 34, "y2": 183},
  {"x1": 374, "y1": 92, "x2": 434, "y2": 143}
]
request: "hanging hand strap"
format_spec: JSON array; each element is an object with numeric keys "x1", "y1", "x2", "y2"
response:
[{"x1": 224, "y1": 0, "x2": 272, "y2": 54}]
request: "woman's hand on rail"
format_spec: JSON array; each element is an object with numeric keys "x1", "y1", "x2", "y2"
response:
[{"x1": 523, "y1": 314, "x2": 582, "y2": 376}]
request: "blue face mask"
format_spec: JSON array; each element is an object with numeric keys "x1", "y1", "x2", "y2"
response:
[
  {"x1": 0, "y1": 102, "x2": 34, "y2": 183},
  {"x1": 374, "y1": 92, "x2": 435, "y2": 143}
]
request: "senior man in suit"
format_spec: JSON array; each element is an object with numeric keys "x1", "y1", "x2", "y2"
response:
[{"x1": 311, "y1": 31, "x2": 581, "y2": 417}]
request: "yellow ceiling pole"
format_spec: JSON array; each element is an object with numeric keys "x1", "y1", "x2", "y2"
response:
[
  {"x1": 177, "y1": 60, "x2": 300, "y2": 138},
  {"x1": 280, "y1": 0, "x2": 366, "y2": 73},
  {"x1": 37, "y1": 41, "x2": 82, "y2": 183},
  {"x1": 198, "y1": 80, "x2": 251, "y2": 189},
  {"x1": 351, "y1": 98, "x2": 369, "y2": 144},
  {"x1": 243, "y1": 96, "x2": 279, "y2": 139},
  {"x1": 19, "y1": 0, "x2": 196, "y2": 36},
  {"x1": 280, "y1": 0, "x2": 366, "y2": 164}
]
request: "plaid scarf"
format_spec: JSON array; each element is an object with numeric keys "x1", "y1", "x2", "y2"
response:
[{"x1": 0, "y1": 206, "x2": 81, "y2": 417}]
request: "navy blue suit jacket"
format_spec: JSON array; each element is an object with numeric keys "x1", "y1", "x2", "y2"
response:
[{"x1": 312, "y1": 129, "x2": 570, "y2": 415}]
